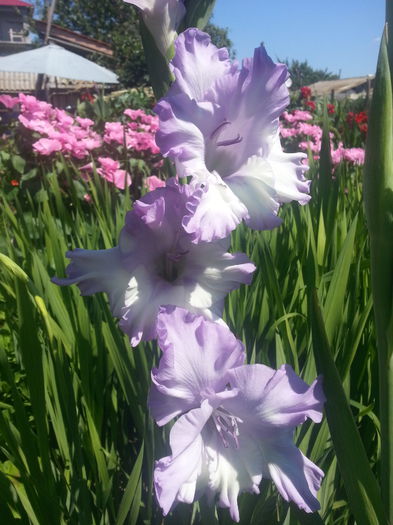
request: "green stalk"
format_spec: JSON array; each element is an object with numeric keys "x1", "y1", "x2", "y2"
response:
[
  {"x1": 387, "y1": 1, "x2": 393, "y2": 88},
  {"x1": 363, "y1": 25, "x2": 393, "y2": 521}
]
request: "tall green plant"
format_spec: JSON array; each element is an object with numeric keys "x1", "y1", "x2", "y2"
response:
[{"x1": 363, "y1": 24, "x2": 393, "y2": 521}]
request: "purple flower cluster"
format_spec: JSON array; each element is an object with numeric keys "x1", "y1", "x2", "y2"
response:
[
  {"x1": 54, "y1": 25, "x2": 325, "y2": 522},
  {"x1": 150, "y1": 307, "x2": 325, "y2": 521}
]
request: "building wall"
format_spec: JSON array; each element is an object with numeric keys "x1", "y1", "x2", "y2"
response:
[{"x1": 0, "y1": 6, "x2": 29, "y2": 42}]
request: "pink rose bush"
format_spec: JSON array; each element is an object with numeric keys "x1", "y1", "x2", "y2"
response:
[
  {"x1": 280, "y1": 107, "x2": 366, "y2": 167},
  {"x1": 0, "y1": 93, "x2": 164, "y2": 193}
]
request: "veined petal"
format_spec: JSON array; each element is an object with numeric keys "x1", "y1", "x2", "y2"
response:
[
  {"x1": 149, "y1": 306, "x2": 245, "y2": 425},
  {"x1": 52, "y1": 248, "x2": 130, "y2": 317},
  {"x1": 226, "y1": 149, "x2": 310, "y2": 230},
  {"x1": 154, "y1": 95, "x2": 215, "y2": 177},
  {"x1": 224, "y1": 364, "x2": 325, "y2": 431},
  {"x1": 154, "y1": 402, "x2": 213, "y2": 515},
  {"x1": 155, "y1": 29, "x2": 311, "y2": 234},
  {"x1": 265, "y1": 439, "x2": 324, "y2": 513},
  {"x1": 205, "y1": 430, "x2": 264, "y2": 522},
  {"x1": 55, "y1": 182, "x2": 255, "y2": 346},
  {"x1": 226, "y1": 156, "x2": 282, "y2": 230}
]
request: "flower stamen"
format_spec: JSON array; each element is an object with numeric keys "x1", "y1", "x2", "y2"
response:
[{"x1": 213, "y1": 407, "x2": 240, "y2": 449}]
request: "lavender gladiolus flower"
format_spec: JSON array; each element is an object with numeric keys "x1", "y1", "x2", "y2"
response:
[
  {"x1": 155, "y1": 29, "x2": 311, "y2": 241},
  {"x1": 123, "y1": 0, "x2": 185, "y2": 57},
  {"x1": 149, "y1": 307, "x2": 325, "y2": 521},
  {"x1": 53, "y1": 180, "x2": 255, "y2": 346}
]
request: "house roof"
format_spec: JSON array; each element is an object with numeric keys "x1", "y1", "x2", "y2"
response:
[
  {"x1": 34, "y1": 20, "x2": 113, "y2": 57},
  {"x1": 0, "y1": 0, "x2": 32, "y2": 7},
  {"x1": 309, "y1": 76, "x2": 374, "y2": 97}
]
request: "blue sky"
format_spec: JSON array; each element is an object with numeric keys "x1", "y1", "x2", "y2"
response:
[{"x1": 211, "y1": 1, "x2": 384, "y2": 78}]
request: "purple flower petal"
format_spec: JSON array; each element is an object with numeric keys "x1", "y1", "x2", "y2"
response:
[
  {"x1": 154, "y1": 401, "x2": 213, "y2": 515},
  {"x1": 169, "y1": 28, "x2": 232, "y2": 100},
  {"x1": 225, "y1": 364, "x2": 325, "y2": 430},
  {"x1": 149, "y1": 306, "x2": 245, "y2": 425},
  {"x1": 183, "y1": 175, "x2": 248, "y2": 242},
  {"x1": 54, "y1": 182, "x2": 255, "y2": 346},
  {"x1": 123, "y1": 0, "x2": 185, "y2": 57},
  {"x1": 51, "y1": 247, "x2": 130, "y2": 317},
  {"x1": 154, "y1": 29, "x2": 311, "y2": 238},
  {"x1": 150, "y1": 311, "x2": 325, "y2": 519},
  {"x1": 265, "y1": 439, "x2": 324, "y2": 513}
]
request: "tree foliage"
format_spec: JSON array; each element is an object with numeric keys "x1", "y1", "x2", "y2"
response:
[
  {"x1": 53, "y1": 0, "x2": 148, "y2": 88},
  {"x1": 51, "y1": 0, "x2": 235, "y2": 88},
  {"x1": 282, "y1": 58, "x2": 339, "y2": 90},
  {"x1": 205, "y1": 22, "x2": 235, "y2": 58}
]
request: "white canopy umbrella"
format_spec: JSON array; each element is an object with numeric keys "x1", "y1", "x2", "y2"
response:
[{"x1": 0, "y1": 43, "x2": 118, "y2": 84}]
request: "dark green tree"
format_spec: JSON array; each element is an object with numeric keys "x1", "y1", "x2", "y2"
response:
[
  {"x1": 53, "y1": 0, "x2": 148, "y2": 87},
  {"x1": 281, "y1": 58, "x2": 339, "y2": 90},
  {"x1": 204, "y1": 22, "x2": 235, "y2": 58},
  {"x1": 51, "y1": 0, "x2": 235, "y2": 88}
]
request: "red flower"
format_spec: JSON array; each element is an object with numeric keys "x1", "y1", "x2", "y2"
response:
[
  {"x1": 80, "y1": 92, "x2": 95, "y2": 102},
  {"x1": 359, "y1": 123, "x2": 368, "y2": 134},
  {"x1": 346, "y1": 112, "x2": 355, "y2": 126},
  {"x1": 354, "y1": 111, "x2": 367, "y2": 124},
  {"x1": 300, "y1": 86, "x2": 312, "y2": 99},
  {"x1": 10, "y1": 179, "x2": 19, "y2": 187},
  {"x1": 327, "y1": 104, "x2": 335, "y2": 114},
  {"x1": 305, "y1": 100, "x2": 316, "y2": 111}
]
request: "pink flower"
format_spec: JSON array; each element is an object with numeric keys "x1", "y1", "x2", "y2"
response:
[
  {"x1": 342, "y1": 148, "x2": 365, "y2": 165},
  {"x1": 81, "y1": 136, "x2": 102, "y2": 151},
  {"x1": 279, "y1": 127, "x2": 299, "y2": 138},
  {"x1": 0, "y1": 95, "x2": 19, "y2": 109},
  {"x1": 76, "y1": 116, "x2": 95, "y2": 129},
  {"x1": 18, "y1": 93, "x2": 52, "y2": 118},
  {"x1": 104, "y1": 122, "x2": 125, "y2": 144},
  {"x1": 145, "y1": 175, "x2": 165, "y2": 191},
  {"x1": 282, "y1": 110, "x2": 313, "y2": 123},
  {"x1": 18, "y1": 115, "x2": 56, "y2": 135},
  {"x1": 54, "y1": 109, "x2": 74, "y2": 130},
  {"x1": 33, "y1": 138, "x2": 63, "y2": 156},
  {"x1": 97, "y1": 157, "x2": 132, "y2": 189},
  {"x1": 124, "y1": 108, "x2": 146, "y2": 120}
]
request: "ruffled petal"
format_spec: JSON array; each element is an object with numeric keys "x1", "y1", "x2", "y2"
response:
[
  {"x1": 154, "y1": 402, "x2": 213, "y2": 515},
  {"x1": 169, "y1": 28, "x2": 232, "y2": 100},
  {"x1": 154, "y1": 29, "x2": 311, "y2": 233},
  {"x1": 224, "y1": 364, "x2": 325, "y2": 431},
  {"x1": 264, "y1": 439, "x2": 324, "y2": 513},
  {"x1": 268, "y1": 140, "x2": 311, "y2": 205},
  {"x1": 54, "y1": 181, "x2": 255, "y2": 346},
  {"x1": 183, "y1": 174, "x2": 248, "y2": 242},
  {"x1": 149, "y1": 306, "x2": 245, "y2": 425}
]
